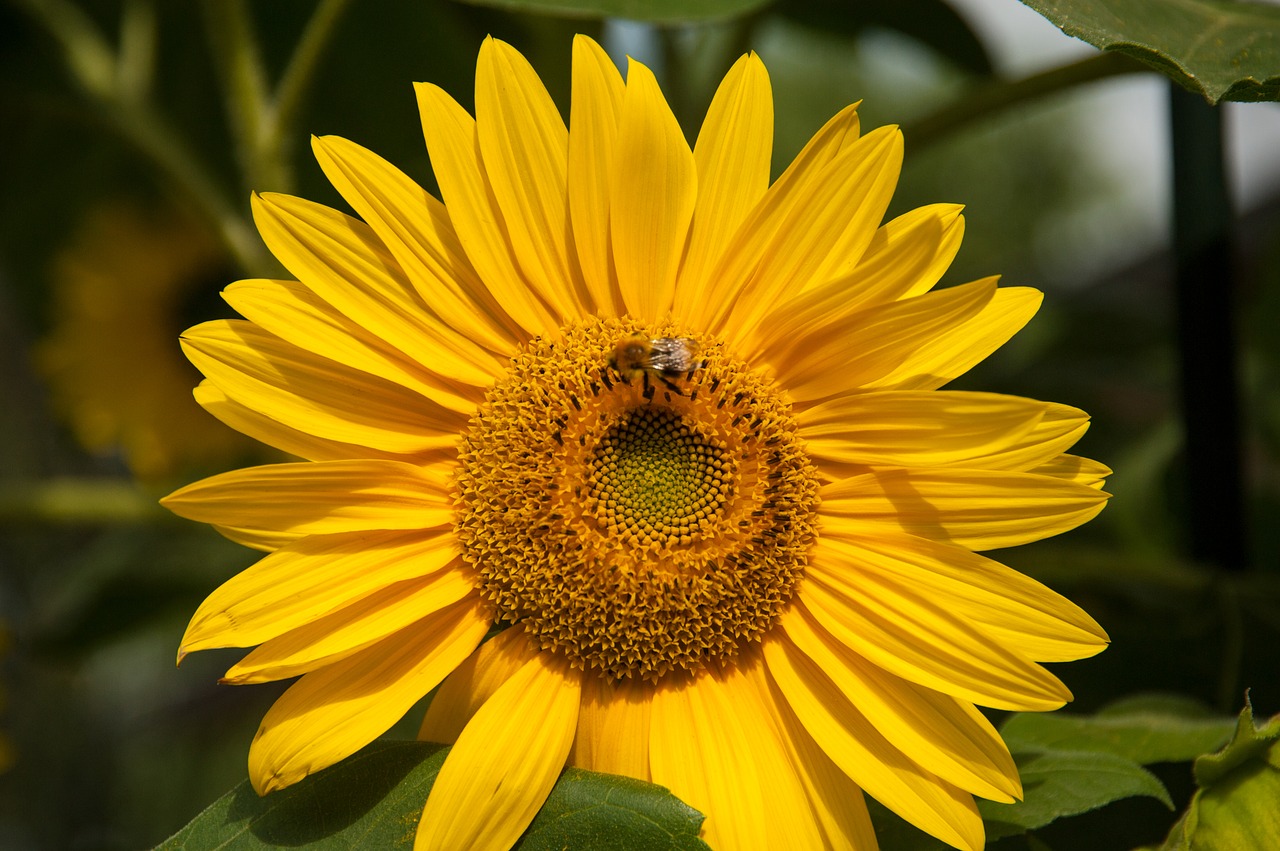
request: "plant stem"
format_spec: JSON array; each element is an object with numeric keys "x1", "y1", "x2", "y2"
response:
[
  {"x1": 271, "y1": 0, "x2": 354, "y2": 148},
  {"x1": 904, "y1": 51, "x2": 1147, "y2": 150}
]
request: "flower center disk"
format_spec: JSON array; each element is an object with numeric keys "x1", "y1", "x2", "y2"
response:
[{"x1": 454, "y1": 319, "x2": 819, "y2": 680}]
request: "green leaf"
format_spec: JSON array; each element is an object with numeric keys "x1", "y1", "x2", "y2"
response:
[
  {"x1": 999, "y1": 694, "x2": 1236, "y2": 766},
  {"x1": 448, "y1": 0, "x2": 772, "y2": 23},
  {"x1": 1018, "y1": 0, "x2": 1280, "y2": 104},
  {"x1": 157, "y1": 741, "x2": 708, "y2": 850},
  {"x1": 979, "y1": 749, "x2": 1173, "y2": 841}
]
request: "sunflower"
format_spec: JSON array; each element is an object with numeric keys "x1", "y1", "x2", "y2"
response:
[{"x1": 164, "y1": 35, "x2": 1110, "y2": 851}]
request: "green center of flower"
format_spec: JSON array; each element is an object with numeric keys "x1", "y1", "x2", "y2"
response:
[{"x1": 453, "y1": 318, "x2": 819, "y2": 681}]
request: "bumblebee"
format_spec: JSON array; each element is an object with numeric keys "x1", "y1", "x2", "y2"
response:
[{"x1": 609, "y1": 334, "x2": 703, "y2": 379}]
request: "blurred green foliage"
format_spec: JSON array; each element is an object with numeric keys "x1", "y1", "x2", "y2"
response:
[{"x1": 1, "y1": 0, "x2": 1279, "y2": 849}]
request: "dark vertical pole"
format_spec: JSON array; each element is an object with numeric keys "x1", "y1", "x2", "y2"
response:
[{"x1": 1168, "y1": 83, "x2": 1246, "y2": 570}]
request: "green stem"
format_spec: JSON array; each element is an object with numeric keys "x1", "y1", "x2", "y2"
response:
[
  {"x1": 0, "y1": 479, "x2": 167, "y2": 524},
  {"x1": 116, "y1": 0, "x2": 156, "y2": 103},
  {"x1": 201, "y1": 0, "x2": 279, "y2": 192},
  {"x1": 903, "y1": 51, "x2": 1147, "y2": 151},
  {"x1": 271, "y1": 0, "x2": 354, "y2": 149}
]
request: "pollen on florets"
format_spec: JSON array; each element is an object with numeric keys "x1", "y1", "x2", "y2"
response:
[{"x1": 452, "y1": 318, "x2": 819, "y2": 681}]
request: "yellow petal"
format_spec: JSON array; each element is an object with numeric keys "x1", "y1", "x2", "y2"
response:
[
  {"x1": 866, "y1": 285, "x2": 1043, "y2": 391},
  {"x1": 1029, "y1": 453, "x2": 1112, "y2": 488},
  {"x1": 567, "y1": 34, "x2": 625, "y2": 317},
  {"x1": 310, "y1": 135, "x2": 521, "y2": 353},
  {"x1": 767, "y1": 278, "x2": 997, "y2": 406},
  {"x1": 224, "y1": 565, "x2": 476, "y2": 684},
  {"x1": 778, "y1": 605, "x2": 1020, "y2": 802},
  {"x1": 763, "y1": 632, "x2": 986, "y2": 851},
  {"x1": 415, "y1": 80, "x2": 560, "y2": 337},
  {"x1": 747, "y1": 664, "x2": 879, "y2": 851},
  {"x1": 192, "y1": 380, "x2": 406, "y2": 463},
  {"x1": 965, "y1": 403, "x2": 1091, "y2": 472},
  {"x1": 248, "y1": 597, "x2": 488, "y2": 794},
  {"x1": 162, "y1": 458, "x2": 455, "y2": 537},
  {"x1": 182, "y1": 320, "x2": 457, "y2": 455},
  {"x1": 180, "y1": 529, "x2": 457, "y2": 655},
  {"x1": 649, "y1": 662, "x2": 824, "y2": 851},
  {"x1": 224, "y1": 278, "x2": 482, "y2": 415},
  {"x1": 213, "y1": 524, "x2": 299, "y2": 553},
  {"x1": 611, "y1": 58, "x2": 696, "y2": 321},
  {"x1": 752, "y1": 204, "x2": 964, "y2": 352},
  {"x1": 418, "y1": 625, "x2": 540, "y2": 744},
  {"x1": 797, "y1": 390, "x2": 1047, "y2": 468},
  {"x1": 569, "y1": 674, "x2": 652, "y2": 781},
  {"x1": 475, "y1": 37, "x2": 586, "y2": 324},
  {"x1": 800, "y1": 547, "x2": 1072, "y2": 711},
  {"x1": 251, "y1": 193, "x2": 506, "y2": 388},
  {"x1": 818, "y1": 468, "x2": 1110, "y2": 550},
  {"x1": 415, "y1": 653, "x2": 581, "y2": 851},
  {"x1": 674, "y1": 52, "x2": 772, "y2": 324},
  {"x1": 821, "y1": 527, "x2": 1109, "y2": 663}
]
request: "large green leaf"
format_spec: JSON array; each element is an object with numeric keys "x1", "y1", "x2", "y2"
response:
[
  {"x1": 999, "y1": 694, "x2": 1236, "y2": 766},
  {"x1": 448, "y1": 0, "x2": 772, "y2": 23},
  {"x1": 157, "y1": 741, "x2": 708, "y2": 850},
  {"x1": 1019, "y1": 0, "x2": 1280, "y2": 103}
]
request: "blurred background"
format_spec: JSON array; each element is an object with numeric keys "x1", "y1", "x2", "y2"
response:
[{"x1": 1, "y1": 0, "x2": 1278, "y2": 848}]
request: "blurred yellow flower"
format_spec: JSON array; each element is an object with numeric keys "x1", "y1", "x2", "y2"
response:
[
  {"x1": 40, "y1": 203, "x2": 251, "y2": 481},
  {"x1": 164, "y1": 35, "x2": 1110, "y2": 851}
]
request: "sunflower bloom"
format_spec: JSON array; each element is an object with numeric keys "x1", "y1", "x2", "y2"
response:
[{"x1": 165, "y1": 35, "x2": 1110, "y2": 851}]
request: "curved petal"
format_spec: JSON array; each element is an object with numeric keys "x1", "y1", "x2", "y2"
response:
[
  {"x1": 415, "y1": 80, "x2": 560, "y2": 337},
  {"x1": 415, "y1": 652, "x2": 581, "y2": 851},
  {"x1": 763, "y1": 632, "x2": 986, "y2": 851},
  {"x1": 797, "y1": 391, "x2": 1047, "y2": 469},
  {"x1": 180, "y1": 529, "x2": 457, "y2": 656},
  {"x1": 248, "y1": 597, "x2": 488, "y2": 794},
  {"x1": 192, "y1": 380, "x2": 408, "y2": 463},
  {"x1": 251, "y1": 193, "x2": 507, "y2": 387},
  {"x1": 182, "y1": 320, "x2": 458, "y2": 455},
  {"x1": 799, "y1": 547, "x2": 1072, "y2": 711},
  {"x1": 162, "y1": 458, "x2": 455, "y2": 537},
  {"x1": 1029, "y1": 453, "x2": 1112, "y2": 488},
  {"x1": 963, "y1": 403, "x2": 1090, "y2": 472},
  {"x1": 569, "y1": 674, "x2": 652, "y2": 781},
  {"x1": 213, "y1": 523, "x2": 299, "y2": 553},
  {"x1": 310, "y1": 136, "x2": 522, "y2": 353},
  {"x1": 475, "y1": 38, "x2": 587, "y2": 321},
  {"x1": 820, "y1": 527, "x2": 1110, "y2": 663},
  {"x1": 224, "y1": 278, "x2": 482, "y2": 415},
  {"x1": 818, "y1": 468, "x2": 1110, "y2": 550},
  {"x1": 418, "y1": 625, "x2": 540, "y2": 744},
  {"x1": 568, "y1": 34, "x2": 625, "y2": 317},
  {"x1": 778, "y1": 605, "x2": 1021, "y2": 802},
  {"x1": 611, "y1": 57, "x2": 696, "y2": 321},
  {"x1": 673, "y1": 52, "x2": 772, "y2": 323},
  {"x1": 767, "y1": 278, "x2": 997, "y2": 406},
  {"x1": 866, "y1": 286, "x2": 1043, "y2": 391},
  {"x1": 649, "y1": 663, "x2": 825, "y2": 851},
  {"x1": 224, "y1": 565, "x2": 476, "y2": 684}
]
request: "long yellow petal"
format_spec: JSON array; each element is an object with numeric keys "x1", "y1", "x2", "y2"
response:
[
  {"x1": 767, "y1": 278, "x2": 997, "y2": 406},
  {"x1": 414, "y1": 80, "x2": 560, "y2": 337},
  {"x1": 818, "y1": 468, "x2": 1110, "y2": 550},
  {"x1": 611, "y1": 58, "x2": 696, "y2": 321},
  {"x1": 248, "y1": 597, "x2": 488, "y2": 794},
  {"x1": 567, "y1": 34, "x2": 625, "y2": 317},
  {"x1": 180, "y1": 529, "x2": 457, "y2": 655},
  {"x1": 866, "y1": 286, "x2": 1043, "y2": 391},
  {"x1": 778, "y1": 605, "x2": 1020, "y2": 802},
  {"x1": 800, "y1": 553, "x2": 1072, "y2": 711},
  {"x1": 569, "y1": 674, "x2": 652, "y2": 781},
  {"x1": 674, "y1": 52, "x2": 772, "y2": 323},
  {"x1": 224, "y1": 566, "x2": 476, "y2": 684},
  {"x1": 418, "y1": 625, "x2": 540, "y2": 744},
  {"x1": 182, "y1": 320, "x2": 457, "y2": 455},
  {"x1": 310, "y1": 135, "x2": 521, "y2": 353},
  {"x1": 415, "y1": 652, "x2": 581, "y2": 851},
  {"x1": 251, "y1": 193, "x2": 506, "y2": 387},
  {"x1": 162, "y1": 458, "x2": 455, "y2": 537},
  {"x1": 820, "y1": 528, "x2": 1109, "y2": 663},
  {"x1": 212, "y1": 524, "x2": 300, "y2": 553},
  {"x1": 798, "y1": 391, "x2": 1046, "y2": 468},
  {"x1": 224, "y1": 278, "x2": 482, "y2": 415},
  {"x1": 1029, "y1": 453, "x2": 1112, "y2": 488},
  {"x1": 964, "y1": 403, "x2": 1091, "y2": 472},
  {"x1": 475, "y1": 38, "x2": 587, "y2": 322},
  {"x1": 764, "y1": 633, "x2": 986, "y2": 851}
]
